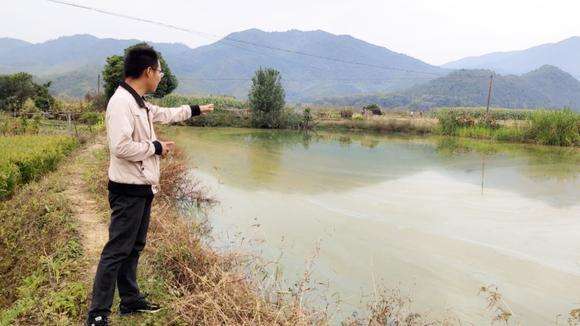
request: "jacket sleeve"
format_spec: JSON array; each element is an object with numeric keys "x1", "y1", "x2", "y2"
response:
[
  {"x1": 107, "y1": 98, "x2": 156, "y2": 162},
  {"x1": 147, "y1": 103, "x2": 194, "y2": 124}
]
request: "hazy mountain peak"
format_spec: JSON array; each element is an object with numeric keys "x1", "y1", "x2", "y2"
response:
[{"x1": 443, "y1": 36, "x2": 580, "y2": 80}]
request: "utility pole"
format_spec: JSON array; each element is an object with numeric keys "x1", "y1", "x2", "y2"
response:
[{"x1": 485, "y1": 73, "x2": 494, "y2": 116}]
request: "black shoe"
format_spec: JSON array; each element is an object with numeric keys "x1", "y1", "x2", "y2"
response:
[
  {"x1": 86, "y1": 315, "x2": 109, "y2": 326},
  {"x1": 119, "y1": 294, "x2": 162, "y2": 316}
]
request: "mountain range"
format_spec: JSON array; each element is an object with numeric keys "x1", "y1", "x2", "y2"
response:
[
  {"x1": 0, "y1": 30, "x2": 579, "y2": 109},
  {"x1": 0, "y1": 30, "x2": 445, "y2": 100}
]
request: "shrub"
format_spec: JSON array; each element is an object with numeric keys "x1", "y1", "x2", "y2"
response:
[
  {"x1": 436, "y1": 109, "x2": 475, "y2": 135},
  {"x1": 526, "y1": 109, "x2": 579, "y2": 146}
]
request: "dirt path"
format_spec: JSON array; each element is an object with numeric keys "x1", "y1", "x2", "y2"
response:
[{"x1": 63, "y1": 138, "x2": 108, "y2": 277}]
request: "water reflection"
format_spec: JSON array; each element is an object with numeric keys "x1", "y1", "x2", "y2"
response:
[
  {"x1": 171, "y1": 128, "x2": 431, "y2": 194},
  {"x1": 169, "y1": 127, "x2": 579, "y2": 207},
  {"x1": 434, "y1": 137, "x2": 579, "y2": 207}
]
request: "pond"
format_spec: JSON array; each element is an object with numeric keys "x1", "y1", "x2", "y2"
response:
[{"x1": 167, "y1": 127, "x2": 580, "y2": 325}]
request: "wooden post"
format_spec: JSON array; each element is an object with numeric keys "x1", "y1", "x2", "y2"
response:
[
  {"x1": 67, "y1": 112, "x2": 72, "y2": 134},
  {"x1": 72, "y1": 113, "x2": 79, "y2": 139},
  {"x1": 485, "y1": 73, "x2": 494, "y2": 116}
]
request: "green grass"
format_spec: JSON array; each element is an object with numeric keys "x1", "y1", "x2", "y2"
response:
[
  {"x1": 436, "y1": 108, "x2": 579, "y2": 146},
  {"x1": 455, "y1": 125, "x2": 527, "y2": 142},
  {"x1": 431, "y1": 107, "x2": 532, "y2": 121},
  {"x1": 0, "y1": 134, "x2": 79, "y2": 199}
]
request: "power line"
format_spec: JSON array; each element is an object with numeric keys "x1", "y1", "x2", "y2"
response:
[
  {"x1": 178, "y1": 77, "x2": 437, "y2": 82},
  {"x1": 46, "y1": 0, "x2": 445, "y2": 77},
  {"x1": 177, "y1": 75, "x2": 493, "y2": 82}
]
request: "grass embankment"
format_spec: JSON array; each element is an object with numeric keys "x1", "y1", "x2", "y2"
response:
[
  {"x1": 317, "y1": 107, "x2": 579, "y2": 146},
  {"x1": 154, "y1": 95, "x2": 579, "y2": 146},
  {"x1": 0, "y1": 143, "x2": 88, "y2": 325}
]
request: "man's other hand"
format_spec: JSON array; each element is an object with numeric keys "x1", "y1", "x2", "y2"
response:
[{"x1": 160, "y1": 141, "x2": 175, "y2": 156}]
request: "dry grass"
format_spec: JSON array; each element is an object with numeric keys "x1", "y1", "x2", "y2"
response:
[{"x1": 317, "y1": 116, "x2": 436, "y2": 135}]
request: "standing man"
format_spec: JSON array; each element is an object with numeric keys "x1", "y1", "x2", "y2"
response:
[{"x1": 87, "y1": 44, "x2": 214, "y2": 326}]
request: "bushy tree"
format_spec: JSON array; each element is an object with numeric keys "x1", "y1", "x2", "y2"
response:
[
  {"x1": 102, "y1": 42, "x2": 178, "y2": 100},
  {"x1": 248, "y1": 68, "x2": 285, "y2": 128},
  {"x1": 0, "y1": 73, "x2": 54, "y2": 113},
  {"x1": 0, "y1": 73, "x2": 36, "y2": 113}
]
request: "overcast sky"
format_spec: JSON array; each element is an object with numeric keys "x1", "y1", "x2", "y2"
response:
[{"x1": 2, "y1": 0, "x2": 579, "y2": 65}]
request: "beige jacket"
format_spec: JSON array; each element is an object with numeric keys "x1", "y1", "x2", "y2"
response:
[{"x1": 106, "y1": 84, "x2": 192, "y2": 194}]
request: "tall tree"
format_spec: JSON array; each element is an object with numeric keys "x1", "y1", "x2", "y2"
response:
[{"x1": 248, "y1": 68, "x2": 285, "y2": 128}]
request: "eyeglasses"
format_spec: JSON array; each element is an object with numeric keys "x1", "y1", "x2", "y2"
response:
[{"x1": 150, "y1": 67, "x2": 164, "y2": 78}]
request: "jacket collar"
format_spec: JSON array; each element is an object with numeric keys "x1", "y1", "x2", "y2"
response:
[{"x1": 120, "y1": 81, "x2": 147, "y2": 108}]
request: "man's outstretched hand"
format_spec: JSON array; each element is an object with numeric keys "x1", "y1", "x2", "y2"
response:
[{"x1": 200, "y1": 104, "x2": 214, "y2": 114}]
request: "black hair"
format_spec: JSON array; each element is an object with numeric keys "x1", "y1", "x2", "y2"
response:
[{"x1": 123, "y1": 44, "x2": 159, "y2": 79}]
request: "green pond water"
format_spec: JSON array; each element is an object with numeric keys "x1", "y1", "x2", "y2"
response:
[{"x1": 167, "y1": 127, "x2": 580, "y2": 325}]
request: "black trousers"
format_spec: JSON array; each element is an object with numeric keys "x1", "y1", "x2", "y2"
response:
[{"x1": 88, "y1": 191, "x2": 153, "y2": 317}]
